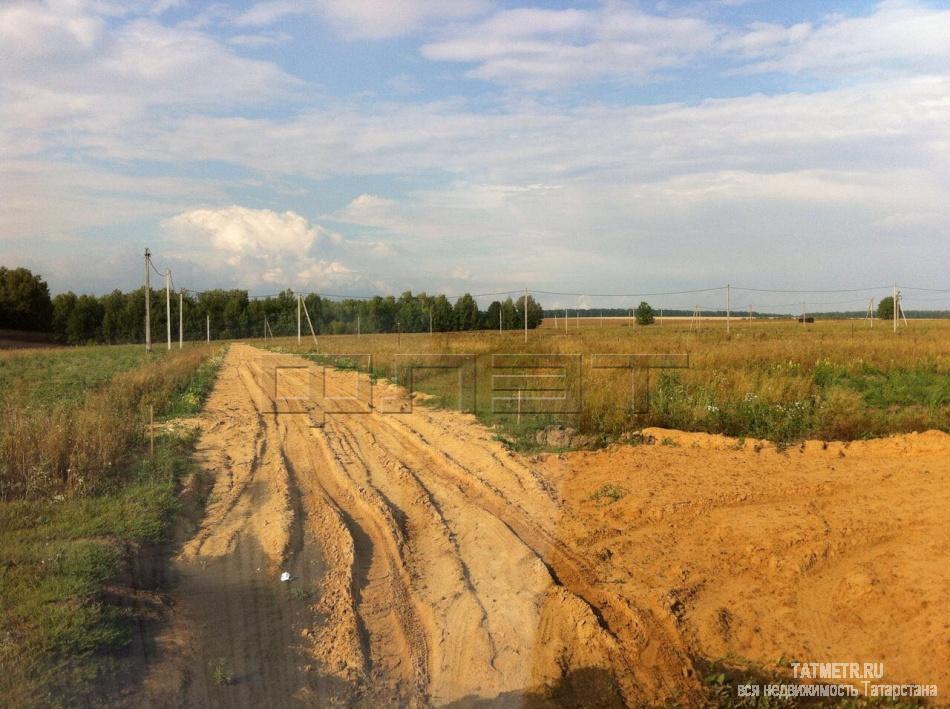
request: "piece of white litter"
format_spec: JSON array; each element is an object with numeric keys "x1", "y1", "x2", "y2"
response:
[{"x1": 280, "y1": 571, "x2": 292, "y2": 582}]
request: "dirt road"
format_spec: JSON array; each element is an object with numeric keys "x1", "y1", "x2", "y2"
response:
[{"x1": 142, "y1": 344, "x2": 949, "y2": 706}]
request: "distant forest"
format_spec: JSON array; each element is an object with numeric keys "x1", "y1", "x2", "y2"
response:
[
  {"x1": 0, "y1": 267, "x2": 544, "y2": 345},
  {"x1": 543, "y1": 307, "x2": 950, "y2": 320}
]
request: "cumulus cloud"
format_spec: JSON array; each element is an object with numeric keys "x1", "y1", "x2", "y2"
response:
[{"x1": 163, "y1": 206, "x2": 356, "y2": 291}]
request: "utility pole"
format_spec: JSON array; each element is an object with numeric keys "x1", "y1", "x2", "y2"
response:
[
  {"x1": 499, "y1": 308, "x2": 502, "y2": 334},
  {"x1": 144, "y1": 248, "x2": 151, "y2": 352},
  {"x1": 165, "y1": 269, "x2": 171, "y2": 351},
  {"x1": 206, "y1": 314, "x2": 210, "y2": 343},
  {"x1": 357, "y1": 312, "x2": 360, "y2": 337},
  {"x1": 726, "y1": 284, "x2": 731, "y2": 334},
  {"x1": 179, "y1": 291, "x2": 183, "y2": 349},
  {"x1": 297, "y1": 294, "x2": 301, "y2": 345},
  {"x1": 523, "y1": 287, "x2": 528, "y2": 343},
  {"x1": 429, "y1": 308, "x2": 433, "y2": 334},
  {"x1": 893, "y1": 284, "x2": 897, "y2": 333}
]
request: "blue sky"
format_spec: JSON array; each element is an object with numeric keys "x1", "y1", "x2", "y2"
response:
[{"x1": 2, "y1": 0, "x2": 949, "y2": 312}]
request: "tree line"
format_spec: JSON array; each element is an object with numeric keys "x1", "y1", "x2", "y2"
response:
[{"x1": 0, "y1": 267, "x2": 544, "y2": 345}]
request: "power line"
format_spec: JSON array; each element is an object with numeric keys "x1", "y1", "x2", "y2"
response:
[
  {"x1": 532, "y1": 286, "x2": 725, "y2": 298},
  {"x1": 731, "y1": 285, "x2": 891, "y2": 294}
]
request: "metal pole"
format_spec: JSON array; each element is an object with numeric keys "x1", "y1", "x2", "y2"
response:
[
  {"x1": 144, "y1": 249, "x2": 151, "y2": 352},
  {"x1": 165, "y1": 270, "x2": 171, "y2": 350},
  {"x1": 207, "y1": 314, "x2": 210, "y2": 343},
  {"x1": 357, "y1": 312, "x2": 360, "y2": 337},
  {"x1": 179, "y1": 291, "x2": 183, "y2": 349},
  {"x1": 499, "y1": 307, "x2": 502, "y2": 334},
  {"x1": 297, "y1": 294, "x2": 301, "y2": 345}
]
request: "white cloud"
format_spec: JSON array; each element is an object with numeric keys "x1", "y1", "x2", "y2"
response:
[
  {"x1": 0, "y1": 0, "x2": 300, "y2": 152},
  {"x1": 235, "y1": 0, "x2": 489, "y2": 39},
  {"x1": 419, "y1": 0, "x2": 950, "y2": 88},
  {"x1": 421, "y1": 4, "x2": 720, "y2": 87},
  {"x1": 726, "y1": 0, "x2": 950, "y2": 76},
  {"x1": 162, "y1": 206, "x2": 365, "y2": 291},
  {"x1": 4, "y1": 0, "x2": 950, "y2": 300}
]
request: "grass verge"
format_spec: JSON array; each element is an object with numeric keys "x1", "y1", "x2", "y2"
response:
[{"x1": 0, "y1": 345, "x2": 226, "y2": 707}]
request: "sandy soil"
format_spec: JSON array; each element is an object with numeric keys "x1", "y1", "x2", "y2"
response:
[
  {"x1": 543, "y1": 428, "x2": 950, "y2": 695},
  {"x1": 140, "y1": 344, "x2": 949, "y2": 706}
]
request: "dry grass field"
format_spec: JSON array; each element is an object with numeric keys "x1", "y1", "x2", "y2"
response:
[{"x1": 263, "y1": 317, "x2": 949, "y2": 445}]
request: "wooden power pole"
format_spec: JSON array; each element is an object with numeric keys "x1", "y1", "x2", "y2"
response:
[
  {"x1": 165, "y1": 270, "x2": 171, "y2": 351},
  {"x1": 144, "y1": 249, "x2": 151, "y2": 352}
]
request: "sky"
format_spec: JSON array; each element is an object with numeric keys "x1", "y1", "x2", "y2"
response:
[{"x1": 1, "y1": 0, "x2": 949, "y2": 312}]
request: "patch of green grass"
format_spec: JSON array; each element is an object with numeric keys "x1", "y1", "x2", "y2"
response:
[
  {"x1": 288, "y1": 587, "x2": 313, "y2": 601},
  {"x1": 209, "y1": 658, "x2": 234, "y2": 686},
  {"x1": 0, "y1": 345, "x2": 160, "y2": 409},
  {"x1": 588, "y1": 484, "x2": 628, "y2": 504},
  {"x1": 0, "y1": 348, "x2": 226, "y2": 706},
  {"x1": 816, "y1": 363, "x2": 949, "y2": 408},
  {"x1": 161, "y1": 347, "x2": 227, "y2": 419},
  {"x1": 0, "y1": 431, "x2": 199, "y2": 706}
]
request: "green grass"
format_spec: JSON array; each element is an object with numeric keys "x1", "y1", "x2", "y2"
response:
[
  {"x1": 0, "y1": 433, "x2": 198, "y2": 706},
  {"x1": 814, "y1": 360, "x2": 949, "y2": 408},
  {"x1": 0, "y1": 345, "x2": 160, "y2": 408},
  {"x1": 0, "y1": 345, "x2": 225, "y2": 706},
  {"x1": 588, "y1": 484, "x2": 628, "y2": 504}
]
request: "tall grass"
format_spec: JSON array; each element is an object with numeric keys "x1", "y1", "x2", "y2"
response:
[
  {"x1": 0, "y1": 346, "x2": 218, "y2": 501},
  {"x1": 264, "y1": 318, "x2": 949, "y2": 443}
]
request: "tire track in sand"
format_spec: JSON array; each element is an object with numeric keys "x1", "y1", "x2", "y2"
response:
[{"x1": 240, "y1": 344, "x2": 700, "y2": 706}]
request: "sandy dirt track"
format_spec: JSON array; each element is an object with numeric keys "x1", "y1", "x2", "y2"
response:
[{"x1": 141, "y1": 344, "x2": 949, "y2": 707}]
